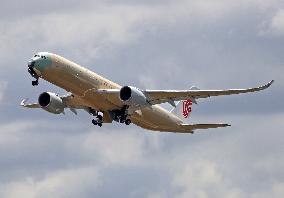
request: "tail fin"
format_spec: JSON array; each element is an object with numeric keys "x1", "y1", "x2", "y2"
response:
[{"x1": 170, "y1": 86, "x2": 199, "y2": 121}]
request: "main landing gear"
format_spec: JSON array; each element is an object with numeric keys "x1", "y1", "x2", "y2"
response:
[
  {"x1": 89, "y1": 107, "x2": 132, "y2": 128},
  {"x1": 111, "y1": 106, "x2": 132, "y2": 126},
  {"x1": 28, "y1": 62, "x2": 39, "y2": 86}
]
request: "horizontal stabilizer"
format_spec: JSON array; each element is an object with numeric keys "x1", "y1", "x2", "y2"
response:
[{"x1": 179, "y1": 123, "x2": 231, "y2": 133}]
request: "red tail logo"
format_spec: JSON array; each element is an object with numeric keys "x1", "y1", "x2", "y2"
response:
[{"x1": 182, "y1": 99, "x2": 192, "y2": 118}]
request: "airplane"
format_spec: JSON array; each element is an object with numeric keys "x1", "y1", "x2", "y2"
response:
[{"x1": 21, "y1": 52, "x2": 274, "y2": 133}]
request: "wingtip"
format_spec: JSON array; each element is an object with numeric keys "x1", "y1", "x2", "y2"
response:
[
  {"x1": 219, "y1": 123, "x2": 231, "y2": 127},
  {"x1": 260, "y1": 80, "x2": 274, "y2": 90},
  {"x1": 266, "y1": 80, "x2": 274, "y2": 87},
  {"x1": 20, "y1": 98, "x2": 29, "y2": 106}
]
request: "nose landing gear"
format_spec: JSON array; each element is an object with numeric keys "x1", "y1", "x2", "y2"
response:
[
  {"x1": 32, "y1": 79, "x2": 39, "y2": 86},
  {"x1": 28, "y1": 65, "x2": 39, "y2": 86},
  {"x1": 89, "y1": 107, "x2": 132, "y2": 128}
]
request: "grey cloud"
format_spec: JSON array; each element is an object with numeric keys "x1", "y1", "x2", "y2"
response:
[
  {"x1": 0, "y1": 81, "x2": 7, "y2": 104},
  {"x1": 0, "y1": 113, "x2": 283, "y2": 197}
]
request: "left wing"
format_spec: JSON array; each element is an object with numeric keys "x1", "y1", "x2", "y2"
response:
[{"x1": 145, "y1": 80, "x2": 274, "y2": 105}]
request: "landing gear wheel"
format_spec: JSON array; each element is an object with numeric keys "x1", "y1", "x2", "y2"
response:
[
  {"x1": 32, "y1": 80, "x2": 39, "y2": 86},
  {"x1": 92, "y1": 114, "x2": 103, "y2": 127},
  {"x1": 92, "y1": 119, "x2": 98, "y2": 125},
  {"x1": 125, "y1": 119, "x2": 131, "y2": 125},
  {"x1": 97, "y1": 115, "x2": 103, "y2": 121}
]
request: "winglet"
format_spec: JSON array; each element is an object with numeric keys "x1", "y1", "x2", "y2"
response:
[
  {"x1": 262, "y1": 80, "x2": 274, "y2": 90},
  {"x1": 20, "y1": 98, "x2": 29, "y2": 106}
]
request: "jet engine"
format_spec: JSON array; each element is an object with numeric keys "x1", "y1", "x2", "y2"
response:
[
  {"x1": 119, "y1": 86, "x2": 147, "y2": 106},
  {"x1": 38, "y1": 92, "x2": 66, "y2": 114}
]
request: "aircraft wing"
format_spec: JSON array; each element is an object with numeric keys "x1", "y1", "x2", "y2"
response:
[
  {"x1": 21, "y1": 95, "x2": 84, "y2": 110},
  {"x1": 21, "y1": 94, "x2": 113, "y2": 123},
  {"x1": 145, "y1": 80, "x2": 274, "y2": 105},
  {"x1": 96, "y1": 81, "x2": 273, "y2": 108}
]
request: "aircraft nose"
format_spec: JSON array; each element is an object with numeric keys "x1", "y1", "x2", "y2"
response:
[
  {"x1": 28, "y1": 60, "x2": 39, "y2": 79},
  {"x1": 28, "y1": 60, "x2": 35, "y2": 68}
]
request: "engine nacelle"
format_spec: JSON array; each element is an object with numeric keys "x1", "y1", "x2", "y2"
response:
[
  {"x1": 38, "y1": 92, "x2": 66, "y2": 114},
  {"x1": 119, "y1": 86, "x2": 147, "y2": 107}
]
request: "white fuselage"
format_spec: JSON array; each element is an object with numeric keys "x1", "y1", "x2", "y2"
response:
[{"x1": 38, "y1": 53, "x2": 184, "y2": 132}]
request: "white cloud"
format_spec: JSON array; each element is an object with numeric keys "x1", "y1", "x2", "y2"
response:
[
  {"x1": 172, "y1": 159, "x2": 244, "y2": 198},
  {"x1": 269, "y1": 9, "x2": 284, "y2": 35},
  {"x1": 0, "y1": 167, "x2": 100, "y2": 198},
  {"x1": 78, "y1": 129, "x2": 147, "y2": 166},
  {"x1": 259, "y1": 9, "x2": 284, "y2": 36},
  {"x1": 251, "y1": 182, "x2": 284, "y2": 198},
  {"x1": 0, "y1": 121, "x2": 37, "y2": 146}
]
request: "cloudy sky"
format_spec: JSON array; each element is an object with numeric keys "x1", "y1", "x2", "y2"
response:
[{"x1": 0, "y1": 0, "x2": 283, "y2": 197}]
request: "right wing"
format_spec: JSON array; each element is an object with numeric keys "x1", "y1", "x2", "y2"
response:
[
  {"x1": 20, "y1": 95, "x2": 113, "y2": 122},
  {"x1": 20, "y1": 98, "x2": 41, "y2": 108}
]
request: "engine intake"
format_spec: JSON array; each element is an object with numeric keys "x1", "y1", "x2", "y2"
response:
[
  {"x1": 38, "y1": 92, "x2": 51, "y2": 107},
  {"x1": 120, "y1": 86, "x2": 132, "y2": 101},
  {"x1": 119, "y1": 86, "x2": 147, "y2": 107},
  {"x1": 38, "y1": 92, "x2": 66, "y2": 114}
]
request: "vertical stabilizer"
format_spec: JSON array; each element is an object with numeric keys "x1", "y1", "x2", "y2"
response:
[{"x1": 170, "y1": 86, "x2": 199, "y2": 121}]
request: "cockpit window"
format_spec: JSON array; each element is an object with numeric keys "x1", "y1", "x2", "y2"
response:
[{"x1": 33, "y1": 54, "x2": 47, "y2": 59}]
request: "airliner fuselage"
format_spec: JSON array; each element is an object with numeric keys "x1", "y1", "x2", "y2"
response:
[{"x1": 28, "y1": 52, "x2": 184, "y2": 132}]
